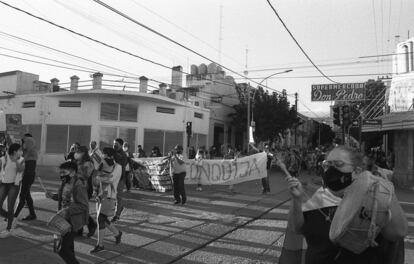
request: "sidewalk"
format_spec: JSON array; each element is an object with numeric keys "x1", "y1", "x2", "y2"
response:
[{"x1": 0, "y1": 167, "x2": 292, "y2": 264}]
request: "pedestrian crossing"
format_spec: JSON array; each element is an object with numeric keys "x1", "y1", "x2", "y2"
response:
[{"x1": 27, "y1": 178, "x2": 414, "y2": 263}]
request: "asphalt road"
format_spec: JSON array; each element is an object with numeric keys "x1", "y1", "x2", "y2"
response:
[{"x1": 0, "y1": 166, "x2": 413, "y2": 264}]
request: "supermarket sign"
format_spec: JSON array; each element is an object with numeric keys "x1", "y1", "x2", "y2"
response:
[{"x1": 311, "y1": 83, "x2": 365, "y2": 101}]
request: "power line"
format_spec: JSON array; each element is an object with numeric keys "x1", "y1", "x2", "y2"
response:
[
  {"x1": 53, "y1": 0, "x2": 189, "y2": 67},
  {"x1": 0, "y1": 31, "x2": 140, "y2": 78},
  {"x1": 0, "y1": 1, "x2": 179, "y2": 72},
  {"x1": 0, "y1": 46, "x2": 100, "y2": 73},
  {"x1": 0, "y1": 2, "x2": 286, "y2": 98},
  {"x1": 130, "y1": 0, "x2": 242, "y2": 67},
  {"x1": 265, "y1": 0, "x2": 340, "y2": 84},
  {"x1": 381, "y1": 0, "x2": 384, "y2": 60},
  {"x1": 91, "y1": 0, "x2": 285, "y2": 93},
  {"x1": 244, "y1": 59, "x2": 391, "y2": 73},
  {"x1": 371, "y1": 0, "x2": 380, "y2": 70},
  {"x1": 234, "y1": 72, "x2": 393, "y2": 80},
  {"x1": 386, "y1": 0, "x2": 392, "y2": 53}
]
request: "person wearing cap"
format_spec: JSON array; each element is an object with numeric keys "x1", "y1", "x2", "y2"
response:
[
  {"x1": 74, "y1": 146, "x2": 97, "y2": 237},
  {"x1": 169, "y1": 145, "x2": 187, "y2": 205}
]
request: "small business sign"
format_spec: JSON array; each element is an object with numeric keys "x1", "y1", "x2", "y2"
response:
[
  {"x1": 362, "y1": 119, "x2": 382, "y2": 126},
  {"x1": 5, "y1": 114, "x2": 23, "y2": 141},
  {"x1": 311, "y1": 83, "x2": 365, "y2": 101}
]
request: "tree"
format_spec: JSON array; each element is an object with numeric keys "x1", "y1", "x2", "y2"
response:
[{"x1": 229, "y1": 84, "x2": 297, "y2": 143}]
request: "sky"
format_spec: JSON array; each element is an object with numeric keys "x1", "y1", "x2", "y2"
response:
[{"x1": 0, "y1": 0, "x2": 413, "y2": 119}]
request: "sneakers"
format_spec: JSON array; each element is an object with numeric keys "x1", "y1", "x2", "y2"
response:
[
  {"x1": 115, "y1": 231, "x2": 122, "y2": 245},
  {"x1": 90, "y1": 245, "x2": 105, "y2": 254},
  {"x1": 22, "y1": 214, "x2": 36, "y2": 221},
  {"x1": 0, "y1": 229, "x2": 12, "y2": 238}
]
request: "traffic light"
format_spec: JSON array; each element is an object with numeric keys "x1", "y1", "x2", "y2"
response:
[
  {"x1": 342, "y1": 105, "x2": 351, "y2": 127},
  {"x1": 186, "y1": 122, "x2": 192, "y2": 136},
  {"x1": 333, "y1": 106, "x2": 341, "y2": 126}
]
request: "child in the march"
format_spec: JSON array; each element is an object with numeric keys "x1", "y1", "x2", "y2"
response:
[
  {"x1": 90, "y1": 147, "x2": 123, "y2": 253},
  {"x1": 46, "y1": 161, "x2": 89, "y2": 264}
]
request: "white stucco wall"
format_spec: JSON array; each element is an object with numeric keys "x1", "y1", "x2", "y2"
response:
[{"x1": 0, "y1": 90, "x2": 210, "y2": 166}]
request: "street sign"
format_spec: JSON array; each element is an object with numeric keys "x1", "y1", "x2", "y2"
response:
[
  {"x1": 363, "y1": 119, "x2": 382, "y2": 125},
  {"x1": 311, "y1": 83, "x2": 365, "y2": 101}
]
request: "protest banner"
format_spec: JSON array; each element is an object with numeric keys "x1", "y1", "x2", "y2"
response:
[
  {"x1": 133, "y1": 157, "x2": 172, "y2": 192},
  {"x1": 135, "y1": 152, "x2": 267, "y2": 186}
]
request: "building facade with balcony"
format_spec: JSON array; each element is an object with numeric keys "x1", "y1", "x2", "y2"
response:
[{"x1": 0, "y1": 70, "x2": 210, "y2": 166}]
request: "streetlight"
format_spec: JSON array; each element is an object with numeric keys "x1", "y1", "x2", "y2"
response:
[{"x1": 247, "y1": 69, "x2": 293, "y2": 148}]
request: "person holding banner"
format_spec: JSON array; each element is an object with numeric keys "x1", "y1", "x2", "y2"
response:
[
  {"x1": 0, "y1": 143, "x2": 24, "y2": 238},
  {"x1": 46, "y1": 161, "x2": 89, "y2": 264},
  {"x1": 277, "y1": 146, "x2": 407, "y2": 264},
  {"x1": 261, "y1": 144, "x2": 273, "y2": 194},
  {"x1": 195, "y1": 147, "x2": 207, "y2": 191},
  {"x1": 169, "y1": 145, "x2": 187, "y2": 205}
]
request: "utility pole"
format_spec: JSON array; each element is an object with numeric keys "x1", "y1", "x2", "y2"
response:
[
  {"x1": 247, "y1": 82, "x2": 250, "y2": 153},
  {"x1": 294, "y1": 92, "x2": 298, "y2": 146}
]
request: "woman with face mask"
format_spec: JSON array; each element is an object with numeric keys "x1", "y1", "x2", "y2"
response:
[
  {"x1": 74, "y1": 146, "x2": 97, "y2": 238},
  {"x1": 276, "y1": 146, "x2": 407, "y2": 264},
  {"x1": 0, "y1": 143, "x2": 24, "y2": 238}
]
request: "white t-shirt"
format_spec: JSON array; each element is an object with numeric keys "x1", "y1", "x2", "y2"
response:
[{"x1": 1, "y1": 155, "x2": 23, "y2": 184}]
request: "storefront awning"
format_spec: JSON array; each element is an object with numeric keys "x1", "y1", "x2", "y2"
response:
[{"x1": 362, "y1": 111, "x2": 414, "y2": 132}]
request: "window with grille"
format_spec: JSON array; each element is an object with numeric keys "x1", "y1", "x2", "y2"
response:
[
  {"x1": 100, "y1": 103, "x2": 137, "y2": 122},
  {"x1": 120, "y1": 104, "x2": 137, "y2": 122},
  {"x1": 22, "y1": 101, "x2": 35, "y2": 108},
  {"x1": 156, "y1": 106, "x2": 175, "y2": 114},
  {"x1": 59, "y1": 101, "x2": 81, "y2": 107}
]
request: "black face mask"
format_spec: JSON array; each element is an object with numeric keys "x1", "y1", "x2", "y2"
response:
[
  {"x1": 60, "y1": 174, "x2": 71, "y2": 183},
  {"x1": 322, "y1": 166, "x2": 353, "y2": 191}
]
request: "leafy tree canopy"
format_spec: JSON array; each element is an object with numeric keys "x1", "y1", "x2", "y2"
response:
[{"x1": 229, "y1": 84, "x2": 297, "y2": 143}]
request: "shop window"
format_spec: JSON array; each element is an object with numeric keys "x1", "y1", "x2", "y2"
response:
[
  {"x1": 46, "y1": 125, "x2": 91, "y2": 154},
  {"x1": 99, "y1": 127, "x2": 117, "y2": 149},
  {"x1": 164, "y1": 131, "x2": 183, "y2": 155},
  {"x1": 68, "y1": 126, "x2": 91, "y2": 152},
  {"x1": 143, "y1": 129, "x2": 164, "y2": 155},
  {"x1": 99, "y1": 127, "x2": 136, "y2": 152},
  {"x1": 46, "y1": 125, "x2": 68, "y2": 154},
  {"x1": 119, "y1": 127, "x2": 136, "y2": 150}
]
